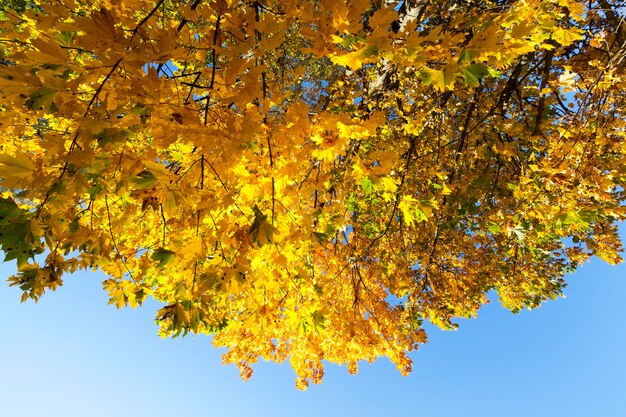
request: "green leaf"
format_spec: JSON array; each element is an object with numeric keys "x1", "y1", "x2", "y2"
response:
[
  {"x1": 312, "y1": 231, "x2": 330, "y2": 244},
  {"x1": 0, "y1": 198, "x2": 42, "y2": 266},
  {"x1": 151, "y1": 247, "x2": 175, "y2": 268},
  {"x1": 487, "y1": 222, "x2": 502, "y2": 234},
  {"x1": 457, "y1": 48, "x2": 478, "y2": 63},
  {"x1": 421, "y1": 67, "x2": 456, "y2": 91},
  {"x1": 467, "y1": 63, "x2": 490, "y2": 78},
  {"x1": 249, "y1": 205, "x2": 276, "y2": 246},
  {"x1": 311, "y1": 309, "x2": 327, "y2": 332},
  {"x1": 25, "y1": 87, "x2": 56, "y2": 111},
  {"x1": 414, "y1": 208, "x2": 428, "y2": 223},
  {"x1": 359, "y1": 177, "x2": 375, "y2": 195},
  {"x1": 461, "y1": 67, "x2": 479, "y2": 87},
  {"x1": 132, "y1": 171, "x2": 157, "y2": 189}
]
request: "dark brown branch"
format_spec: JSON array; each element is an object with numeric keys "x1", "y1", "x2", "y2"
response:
[
  {"x1": 132, "y1": 0, "x2": 167, "y2": 35},
  {"x1": 169, "y1": 71, "x2": 202, "y2": 79},
  {"x1": 267, "y1": 130, "x2": 275, "y2": 224},
  {"x1": 84, "y1": 57, "x2": 123, "y2": 117},
  {"x1": 597, "y1": 0, "x2": 626, "y2": 46},
  {"x1": 210, "y1": 15, "x2": 222, "y2": 90},
  {"x1": 183, "y1": 73, "x2": 202, "y2": 104},
  {"x1": 533, "y1": 48, "x2": 555, "y2": 135},
  {"x1": 201, "y1": 15, "x2": 222, "y2": 124},
  {"x1": 37, "y1": 57, "x2": 123, "y2": 217},
  {"x1": 176, "y1": 0, "x2": 203, "y2": 30}
]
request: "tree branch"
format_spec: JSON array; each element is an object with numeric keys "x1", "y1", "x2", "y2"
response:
[{"x1": 132, "y1": 0, "x2": 167, "y2": 35}]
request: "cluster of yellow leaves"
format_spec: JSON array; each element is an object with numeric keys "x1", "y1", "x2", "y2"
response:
[{"x1": 1, "y1": 0, "x2": 625, "y2": 388}]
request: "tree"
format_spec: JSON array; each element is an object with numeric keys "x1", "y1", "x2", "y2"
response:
[{"x1": 1, "y1": 0, "x2": 624, "y2": 388}]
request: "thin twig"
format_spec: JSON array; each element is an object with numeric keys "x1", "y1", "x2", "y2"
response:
[
  {"x1": 105, "y1": 196, "x2": 134, "y2": 281},
  {"x1": 132, "y1": 0, "x2": 166, "y2": 35},
  {"x1": 204, "y1": 158, "x2": 251, "y2": 222}
]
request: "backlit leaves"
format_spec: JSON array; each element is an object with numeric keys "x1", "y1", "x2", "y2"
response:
[{"x1": 1, "y1": 0, "x2": 625, "y2": 389}]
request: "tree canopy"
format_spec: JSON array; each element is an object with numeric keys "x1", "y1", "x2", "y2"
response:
[{"x1": 1, "y1": 0, "x2": 625, "y2": 388}]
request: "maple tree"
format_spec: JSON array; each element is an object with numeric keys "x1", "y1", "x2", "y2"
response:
[{"x1": 1, "y1": 0, "x2": 625, "y2": 388}]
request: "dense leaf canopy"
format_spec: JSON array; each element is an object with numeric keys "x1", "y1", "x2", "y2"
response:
[{"x1": 1, "y1": 0, "x2": 625, "y2": 387}]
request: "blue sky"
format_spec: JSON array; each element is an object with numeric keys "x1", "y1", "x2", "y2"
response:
[{"x1": 1, "y1": 246, "x2": 625, "y2": 417}]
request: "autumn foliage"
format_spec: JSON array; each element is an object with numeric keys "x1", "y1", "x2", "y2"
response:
[{"x1": 1, "y1": 0, "x2": 625, "y2": 387}]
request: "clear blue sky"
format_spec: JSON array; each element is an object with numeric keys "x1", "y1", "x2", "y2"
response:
[{"x1": 1, "y1": 242, "x2": 625, "y2": 417}]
